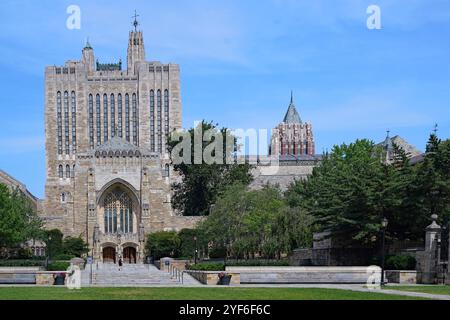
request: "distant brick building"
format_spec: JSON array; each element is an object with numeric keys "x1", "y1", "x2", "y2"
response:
[{"x1": 270, "y1": 92, "x2": 315, "y2": 156}]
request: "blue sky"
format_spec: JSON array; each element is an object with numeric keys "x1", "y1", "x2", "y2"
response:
[{"x1": 0, "y1": 0, "x2": 449, "y2": 198}]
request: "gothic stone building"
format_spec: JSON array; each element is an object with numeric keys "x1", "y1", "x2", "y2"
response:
[
  {"x1": 269, "y1": 93, "x2": 315, "y2": 157},
  {"x1": 42, "y1": 26, "x2": 200, "y2": 263}
]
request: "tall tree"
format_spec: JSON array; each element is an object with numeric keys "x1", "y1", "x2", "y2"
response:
[
  {"x1": 168, "y1": 120, "x2": 252, "y2": 216},
  {"x1": 0, "y1": 184, "x2": 42, "y2": 255}
]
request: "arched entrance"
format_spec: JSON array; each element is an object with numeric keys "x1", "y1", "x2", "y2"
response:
[
  {"x1": 103, "y1": 247, "x2": 116, "y2": 263},
  {"x1": 123, "y1": 247, "x2": 137, "y2": 264}
]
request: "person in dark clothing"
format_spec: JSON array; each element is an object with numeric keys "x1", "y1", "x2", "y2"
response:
[{"x1": 118, "y1": 257, "x2": 123, "y2": 271}]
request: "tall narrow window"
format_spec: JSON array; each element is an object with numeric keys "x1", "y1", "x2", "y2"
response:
[
  {"x1": 72, "y1": 164, "x2": 75, "y2": 178},
  {"x1": 88, "y1": 94, "x2": 94, "y2": 148},
  {"x1": 157, "y1": 90, "x2": 162, "y2": 152},
  {"x1": 149, "y1": 90, "x2": 155, "y2": 152},
  {"x1": 132, "y1": 93, "x2": 138, "y2": 145},
  {"x1": 57, "y1": 92, "x2": 62, "y2": 155},
  {"x1": 164, "y1": 89, "x2": 169, "y2": 152},
  {"x1": 110, "y1": 94, "x2": 115, "y2": 137},
  {"x1": 118, "y1": 94, "x2": 123, "y2": 138},
  {"x1": 96, "y1": 94, "x2": 101, "y2": 145},
  {"x1": 71, "y1": 91, "x2": 76, "y2": 152},
  {"x1": 58, "y1": 165, "x2": 63, "y2": 178},
  {"x1": 103, "y1": 94, "x2": 108, "y2": 142},
  {"x1": 125, "y1": 94, "x2": 130, "y2": 142},
  {"x1": 164, "y1": 164, "x2": 170, "y2": 177},
  {"x1": 64, "y1": 91, "x2": 70, "y2": 154},
  {"x1": 66, "y1": 164, "x2": 70, "y2": 178}
]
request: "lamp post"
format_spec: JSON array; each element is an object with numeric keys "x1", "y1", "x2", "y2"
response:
[
  {"x1": 380, "y1": 217, "x2": 388, "y2": 286},
  {"x1": 193, "y1": 236, "x2": 198, "y2": 264}
]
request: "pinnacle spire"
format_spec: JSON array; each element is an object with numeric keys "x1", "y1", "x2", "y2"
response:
[{"x1": 283, "y1": 91, "x2": 302, "y2": 124}]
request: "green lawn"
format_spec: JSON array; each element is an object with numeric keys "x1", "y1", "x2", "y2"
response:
[
  {"x1": 387, "y1": 285, "x2": 450, "y2": 296},
  {"x1": 0, "y1": 287, "x2": 424, "y2": 300}
]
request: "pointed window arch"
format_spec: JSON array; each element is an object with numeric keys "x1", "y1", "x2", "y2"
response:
[
  {"x1": 157, "y1": 90, "x2": 162, "y2": 152},
  {"x1": 118, "y1": 94, "x2": 123, "y2": 138},
  {"x1": 164, "y1": 89, "x2": 169, "y2": 152},
  {"x1": 57, "y1": 91, "x2": 62, "y2": 155},
  {"x1": 64, "y1": 91, "x2": 70, "y2": 154},
  {"x1": 58, "y1": 165, "x2": 63, "y2": 178},
  {"x1": 150, "y1": 90, "x2": 155, "y2": 151},
  {"x1": 110, "y1": 94, "x2": 115, "y2": 137},
  {"x1": 66, "y1": 165, "x2": 70, "y2": 178},
  {"x1": 125, "y1": 94, "x2": 130, "y2": 142},
  {"x1": 132, "y1": 93, "x2": 138, "y2": 145},
  {"x1": 103, "y1": 94, "x2": 108, "y2": 142},
  {"x1": 88, "y1": 94, "x2": 94, "y2": 148},
  {"x1": 96, "y1": 94, "x2": 101, "y2": 145},
  {"x1": 103, "y1": 189, "x2": 133, "y2": 234},
  {"x1": 71, "y1": 91, "x2": 76, "y2": 152}
]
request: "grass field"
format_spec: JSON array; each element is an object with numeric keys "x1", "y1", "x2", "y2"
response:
[
  {"x1": 0, "y1": 287, "x2": 425, "y2": 300},
  {"x1": 387, "y1": 285, "x2": 450, "y2": 296}
]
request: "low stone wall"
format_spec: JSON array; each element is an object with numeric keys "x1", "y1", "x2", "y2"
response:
[
  {"x1": 385, "y1": 270, "x2": 417, "y2": 284},
  {"x1": 0, "y1": 267, "x2": 68, "y2": 285},
  {"x1": 185, "y1": 270, "x2": 240, "y2": 285},
  {"x1": 225, "y1": 266, "x2": 380, "y2": 284}
]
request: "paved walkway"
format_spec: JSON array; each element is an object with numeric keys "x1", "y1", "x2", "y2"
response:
[{"x1": 216, "y1": 283, "x2": 450, "y2": 300}]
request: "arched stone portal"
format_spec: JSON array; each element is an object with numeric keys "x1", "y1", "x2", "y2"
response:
[
  {"x1": 103, "y1": 246, "x2": 116, "y2": 263},
  {"x1": 94, "y1": 181, "x2": 142, "y2": 263},
  {"x1": 123, "y1": 246, "x2": 137, "y2": 264}
]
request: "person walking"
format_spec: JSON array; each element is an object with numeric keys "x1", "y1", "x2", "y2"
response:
[{"x1": 118, "y1": 257, "x2": 123, "y2": 271}]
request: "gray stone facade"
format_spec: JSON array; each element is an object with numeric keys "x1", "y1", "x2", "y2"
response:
[{"x1": 42, "y1": 26, "x2": 201, "y2": 263}]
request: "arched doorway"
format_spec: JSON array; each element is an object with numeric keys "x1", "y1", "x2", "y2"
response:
[
  {"x1": 123, "y1": 247, "x2": 137, "y2": 264},
  {"x1": 103, "y1": 247, "x2": 116, "y2": 263}
]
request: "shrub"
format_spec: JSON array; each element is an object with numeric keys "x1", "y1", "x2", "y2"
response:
[
  {"x1": 226, "y1": 259, "x2": 290, "y2": 267},
  {"x1": 145, "y1": 231, "x2": 180, "y2": 260},
  {"x1": 47, "y1": 261, "x2": 70, "y2": 271},
  {"x1": 208, "y1": 246, "x2": 227, "y2": 259},
  {"x1": 385, "y1": 254, "x2": 416, "y2": 270},
  {"x1": 0, "y1": 259, "x2": 44, "y2": 267},
  {"x1": 62, "y1": 237, "x2": 88, "y2": 257},
  {"x1": 187, "y1": 263, "x2": 225, "y2": 271},
  {"x1": 52, "y1": 253, "x2": 75, "y2": 261}
]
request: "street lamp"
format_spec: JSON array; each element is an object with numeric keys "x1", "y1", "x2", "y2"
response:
[
  {"x1": 380, "y1": 217, "x2": 388, "y2": 286},
  {"x1": 193, "y1": 236, "x2": 198, "y2": 264}
]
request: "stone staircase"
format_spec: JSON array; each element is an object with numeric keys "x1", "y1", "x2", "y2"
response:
[{"x1": 81, "y1": 263, "x2": 200, "y2": 286}]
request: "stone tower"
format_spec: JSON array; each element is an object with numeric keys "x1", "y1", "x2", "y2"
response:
[
  {"x1": 42, "y1": 16, "x2": 200, "y2": 263},
  {"x1": 127, "y1": 31, "x2": 145, "y2": 72},
  {"x1": 270, "y1": 92, "x2": 315, "y2": 156}
]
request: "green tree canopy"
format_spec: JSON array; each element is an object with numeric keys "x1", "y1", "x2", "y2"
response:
[
  {"x1": 168, "y1": 120, "x2": 253, "y2": 216},
  {"x1": 145, "y1": 231, "x2": 181, "y2": 260},
  {"x1": 0, "y1": 184, "x2": 42, "y2": 254}
]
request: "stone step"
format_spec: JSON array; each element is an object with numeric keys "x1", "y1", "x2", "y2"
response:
[{"x1": 81, "y1": 263, "x2": 201, "y2": 286}]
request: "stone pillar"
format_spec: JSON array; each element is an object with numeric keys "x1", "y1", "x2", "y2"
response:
[{"x1": 418, "y1": 214, "x2": 441, "y2": 284}]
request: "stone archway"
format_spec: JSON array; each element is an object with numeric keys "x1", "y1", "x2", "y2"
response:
[
  {"x1": 103, "y1": 246, "x2": 116, "y2": 263},
  {"x1": 123, "y1": 246, "x2": 137, "y2": 264}
]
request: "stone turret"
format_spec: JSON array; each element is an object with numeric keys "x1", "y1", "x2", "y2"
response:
[
  {"x1": 270, "y1": 92, "x2": 315, "y2": 156},
  {"x1": 82, "y1": 39, "x2": 95, "y2": 74},
  {"x1": 127, "y1": 31, "x2": 145, "y2": 73}
]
